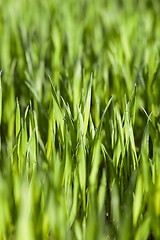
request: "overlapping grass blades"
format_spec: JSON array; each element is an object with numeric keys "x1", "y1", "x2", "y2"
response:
[{"x1": 1, "y1": 0, "x2": 160, "y2": 239}]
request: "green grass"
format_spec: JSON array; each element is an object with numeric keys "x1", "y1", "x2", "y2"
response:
[{"x1": 1, "y1": 0, "x2": 160, "y2": 239}]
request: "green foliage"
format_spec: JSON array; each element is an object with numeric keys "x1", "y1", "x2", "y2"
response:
[{"x1": 1, "y1": 0, "x2": 160, "y2": 239}]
